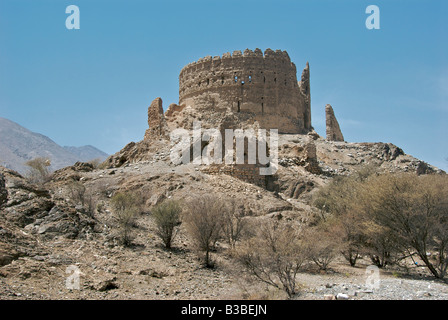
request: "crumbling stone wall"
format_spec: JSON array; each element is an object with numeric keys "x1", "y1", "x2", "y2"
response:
[
  {"x1": 302, "y1": 142, "x2": 321, "y2": 174},
  {"x1": 178, "y1": 48, "x2": 312, "y2": 134},
  {"x1": 144, "y1": 97, "x2": 169, "y2": 141},
  {"x1": 278, "y1": 141, "x2": 321, "y2": 175},
  {"x1": 201, "y1": 164, "x2": 267, "y2": 188},
  {"x1": 325, "y1": 104, "x2": 344, "y2": 142}
]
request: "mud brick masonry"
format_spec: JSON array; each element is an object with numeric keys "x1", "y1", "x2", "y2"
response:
[{"x1": 178, "y1": 48, "x2": 312, "y2": 134}]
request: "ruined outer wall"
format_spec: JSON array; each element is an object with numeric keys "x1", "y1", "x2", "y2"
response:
[
  {"x1": 201, "y1": 164, "x2": 266, "y2": 188},
  {"x1": 179, "y1": 48, "x2": 311, "y2": 133}
]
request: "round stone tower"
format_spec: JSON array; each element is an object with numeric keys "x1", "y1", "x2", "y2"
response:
[{"x1": 178, "y1": 48, "x2": 311, "y2": 133}]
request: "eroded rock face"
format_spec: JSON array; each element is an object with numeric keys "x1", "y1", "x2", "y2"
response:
[
  {"x1": 144, "y1": 97, "x2": 169, "y2": 141},
  {"x1": 325, "y1": 104, "x2": 344, "y2": 142},
  {"x1": 0, "y1": 168, "x2": 54, "y2": 228},
  {"x1": 0, "y1": 165, "x2": 99, "y2": 268},
  {"x1": 0, "y1": 166, "x2": 95, "y2": 239},
  {"x1": 26, "y1": 204, "x2": 96, "y2": 240},
  {"x1": 51, "y1": 161, "x2": 94, "y2": 182}
]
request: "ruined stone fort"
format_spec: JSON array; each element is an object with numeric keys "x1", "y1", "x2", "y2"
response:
[
  {"x1": 109, "y1": 48, "x2": 345, "y2": 188},
  {"x1": 177, "y1": 48, "x2": 312, "y2": 134}
]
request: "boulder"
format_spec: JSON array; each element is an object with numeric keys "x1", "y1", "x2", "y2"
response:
[{"x1": 336, "y1": 293, "x2": 350, "y2": 300}]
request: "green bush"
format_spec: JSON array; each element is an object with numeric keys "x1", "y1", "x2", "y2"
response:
[
  {"x1": 110, "y1": 192, "x2": 141, "y2": 246},
  {"x1": 151, "y1": 199, "x2": 182, "y2": 249}
]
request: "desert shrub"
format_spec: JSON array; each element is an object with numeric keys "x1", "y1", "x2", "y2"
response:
[
  {"x1": 96, "y1": 201, "x2": 105, "y2": 213},
  {"x1": 183, "y1": 195, "x2": 225, "y2": 268},
  {"x1": 25, "y1": 157, "x2": 51, "y2": 184},
  {"x1": 67, "y1": 180, "x2": 86, "y2": 204},
  {"x1": 83, "y1": 192, "x2": 96, "y2": 217},
  {"x1": 151, "y1": 199, "x2": 182, "y2": 249},
  {"x1": 221, "y1": 199, "x2": 249, "y2": 249},
  {"x1": 110, "y1": 191, "x2": 141, "y2": 246},
  {"x1": 236, "y1": 220, "x2": 307, "y2": 298},
  {"x1": 88, "y1": 158, "x2": 103, "y2": 169},
  {"x1": 97, "y1": 161, "x2": 109, "y2": 170},
  {"x1": 66, "y1": 180, "x2": 96, "y2": 217}
]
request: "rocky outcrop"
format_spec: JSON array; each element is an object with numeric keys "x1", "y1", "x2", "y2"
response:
[
  {"x1": 278, "y1": 175, "x2": 315, "y2": 200},
  {"x1": 51, "y1": 161, "x2": 95, "y2": 182},
  {"x1": 0, "y1": 166, "x2": 95, "y2": 237},
  {"x1": 380, "y1": 143, "x2": 404, "y2": 161},
  {"x1": 103, "y1": 138, "x2": 171, "y2": 168},
  {"x1": 24, "y1": 204, "x2": 96, "y2": 240},
  {"x1": 0, "y1": 167, "x2": 54, "y2": 228},
  {"x1": 0, "y1": 165, "x2": 98, "y2": 269},
  {"x1": 144, "y1": 97, "x2": 169, "y2": 141},
  {"x1": 325, "y1": 104, "x2": 344, "y2": 142},
  {"x1": 307, "y1": 129, "x2": 320, "y2": 140}
]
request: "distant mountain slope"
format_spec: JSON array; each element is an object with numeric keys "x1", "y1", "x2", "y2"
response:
[
  {"x1": 63, "y1": 145, "x2": 108, "y2": 163},
  {"x1": 0, "y1": 117, "x2": 108, "y2": 175}
]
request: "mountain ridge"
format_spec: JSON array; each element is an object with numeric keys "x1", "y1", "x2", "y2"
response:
[{"x1": 0, "y1": 117, "x2": 108, "y2": 175}]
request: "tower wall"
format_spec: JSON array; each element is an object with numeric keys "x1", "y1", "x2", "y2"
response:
[{"x1": 178, "y1": 48, "x2": 311, "y2": 133}]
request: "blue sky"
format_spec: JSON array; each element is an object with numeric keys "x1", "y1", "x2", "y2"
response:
[{"x1": 0, "y1": 0, "x2": 447, "y2": 170}]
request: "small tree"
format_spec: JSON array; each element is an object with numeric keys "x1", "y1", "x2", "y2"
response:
[
  {"x1": 25, "y1": 157, "x2": 51, "y2": 184},
  {"x1": 237, "y1": 220, "x2": 307, "y2": 298},
  {"x1": 365, "y1": 173, "x2": 448, "y2": 278},
  {"x1": 312, "y1": 169, "x2": 374, "y2": 267},
  {"x1": 331, "y1": 214, "x2": 365, "y2": 267},
  {"x1": 183, "y1": 195, "x2": 225, "y2": 268},
  {"x1": 110, "y1": 191, "x2": 141, "y2": 246},
  {"x1": 361, "y1": 219, "x2": 401, "y2": 268},
  {"x1": 151, "y1": 199, "x2": 182, "y2": 249},
  {"x1": 303, "y1": 225, "x2": 339, "y2": 271}
]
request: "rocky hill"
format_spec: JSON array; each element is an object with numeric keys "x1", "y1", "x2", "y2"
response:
[
  {"x1": 0, "y1": 96, "x2": 445, "y2": 300},
  {"x1": 0, "y1": 117, "x2": 108, "y2": 175}
]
